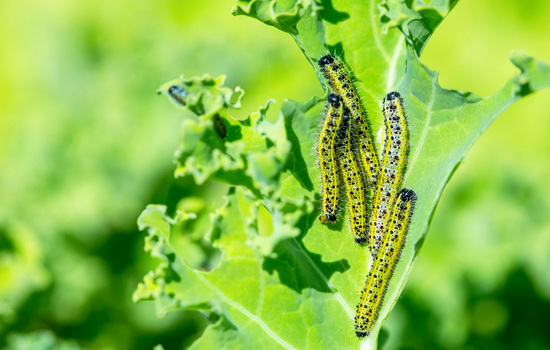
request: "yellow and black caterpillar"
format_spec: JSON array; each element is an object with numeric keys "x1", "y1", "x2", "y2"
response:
[
  {"x1": 318, "y1": 55, "x2": 380, "y2": 188},
  {"x1": 369, "y1": 92, "x2": 409, "y2": 256},
  {"x1": 335, "y1": 107, "x2": 369, "y2": 244},
  {"x1": 355, "y1": 188, "x2": 416, "y2": 338},
  {"x1": 318, "y1": 93, "x2": 344, "y2": 224},
  {"x1": 314, "y1": 60, "x2": 418, "y2": 338},
  {"x1": 354, "y1": 92, "x2": 416, "y2": 338}
]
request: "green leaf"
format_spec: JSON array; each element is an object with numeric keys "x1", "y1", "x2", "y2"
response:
[
  {"x1": 232, "y1": 0, "x2": 323, "y2": 35},
  {"x1": 158, "y1": 76, "x2": 292, "y2": 195},
  {"x1": 0, "y1": 223, "x2": 49, "y2": 330},
  {"x1": 158, "y1": 74, "x2": 244, "y2": 117},
  {"x1": 3, "y1": 330, "x2": 83, "y2": 350},
  {"x1": 135, "y1": 189, "x2": 349, "y2": 349},
  {"x1": 140, "y1": 0, "x2": 550, "y2": 349},
  {"x1": 510, "y1": 50, "x2": 550, "y2": 95},
  {"x1": 378, "y1": 0, "x2": 459, "y2": 55}
]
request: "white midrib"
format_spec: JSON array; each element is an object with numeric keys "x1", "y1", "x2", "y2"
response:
[
  {"x1": 386, "y1": 35, "x2": 405, "y2": 93},
  {"x1": 405, "y1": 73, "x2": 438, "y2": 181}
]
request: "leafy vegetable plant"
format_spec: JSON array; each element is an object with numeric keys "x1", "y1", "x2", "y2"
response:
[{"x1": 134, "y1": 0, "x2": 550, "y2": 349}]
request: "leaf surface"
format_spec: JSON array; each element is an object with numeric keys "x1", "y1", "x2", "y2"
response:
[{"x1": 137, "y1": 0, "x2": 550, "y2": 349}]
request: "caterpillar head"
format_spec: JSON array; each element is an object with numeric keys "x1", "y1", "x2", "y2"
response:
[
  {"x1": 319, "y1": 213, "x2": 337, "y2": 224},
  {"x1": 318, "y1": 54, "x2": 335, "y2": 67},
  {"x1": 327, "y1": 93, "x2": 342, "y2": 108},
  {"x1": 399, "y1": 188, "x2": 416, "y2": 203},
  {"x1": 385, "y1": 91, "x2": 401, "y2": 101}
]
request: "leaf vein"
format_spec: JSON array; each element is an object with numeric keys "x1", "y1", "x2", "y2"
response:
[
  {"x1": 386, "y1": 35, "x2": 405, "y2": 92},
  {"x1": 405, "y1": 72, "x2": 438, "y2": 182},
  {"x1": 193, "y1": 270, "x2": 298, "y2": 350}
]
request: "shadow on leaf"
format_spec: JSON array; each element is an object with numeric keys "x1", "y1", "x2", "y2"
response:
[
  {"x1": 318, "y1": 0, "x2": 349, "y2": 24},
  {"x1": 263, "y1": 239, "x2": 350, "y2": 294}
]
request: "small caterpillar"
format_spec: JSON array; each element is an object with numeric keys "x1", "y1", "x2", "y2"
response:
[
  {"x1": 318, "y1": 94, "x2": 344, "y2": 224},
  {"x1": 335, "y1": 107, "x2": 368, "y2": 244},
  {"x1": 213, "y1": 114, "x2": 227, "y2": 139},
  {"x1": 168, "y1": 85, "x2": 188, "y2": 106},
  {"x1": 369, "y1": 92, "x2": 409, "y2": 256},
  {"x1": 355, "y1": 188, "x2": 417, "y2": 338},
  {"x1": 318, "y1": 55, "x2": 380, "y2": 187}
]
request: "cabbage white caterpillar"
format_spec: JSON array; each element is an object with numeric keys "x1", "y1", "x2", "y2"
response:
[
  {"x1": 318, "y1": 93, "x2": 344, "y2": 224},
  {"x1": 369, "y1": 92, "x2": 409, "y2": 255},
  {"x1": 335, "y1": 106, "x2": 368, "y2": 244},
  {"x1": 355, "y1": 188, "x2": 416, "y2": 337},
  {"x1": 318, "y1": 55, "x2": 380, "y2": 187}
]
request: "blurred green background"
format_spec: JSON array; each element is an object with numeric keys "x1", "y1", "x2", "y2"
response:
[{"x1": 1, "y1": 0, "x2": 549, "y2": 349}]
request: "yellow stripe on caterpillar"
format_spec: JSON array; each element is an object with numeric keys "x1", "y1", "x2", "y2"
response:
[
  {"x1": 318, "y1": 55, "x2": 380, "y2": 188},
  {"x1": 355, "y1": 188, "x2": 416, "y2": 338},
  {"x1": 369, "y1": 91, "x2": 409, "y2": 256},
  {"x1": 335, "y1": 106, "x2": 368, "y2": 244},
  {"x1": 318, "y1": 94, "x2": 344, "y2": 224}
]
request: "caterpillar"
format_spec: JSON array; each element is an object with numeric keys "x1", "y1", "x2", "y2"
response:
[
  {"x1": 168, "y1": 85, "x2": 188, "y2": 106},
  {"x1": 369, "y1": 92, "x2": 409, "y2": 256},
  {"x1": 355, "y1": 188, "x2": 417, "y2": 338},
  {"x1": 318, "y1": 94, "x2": 344, "y2": 224},
  {"x1": 213, "y1": 114, "x2": 227, "y2": 139},
  {"x1": 335, "y1": 106, "x2": 368, "y2": 244},
  {"x1": 318, "y1": 55, "x2": 380, "y2": 187}
]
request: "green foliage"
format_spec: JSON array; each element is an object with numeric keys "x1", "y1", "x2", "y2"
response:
[
  {"x1": 232, "y1": 0, "x2": 322, "y2": 34},
  {"x1": 3, "y1": 331, "x2": 83, "y2": 350},
  {"x1": 136, "y1": 0, "x2": 550, "y2": 349},
  {"x1": 0, "y1": 224, "x2": 49, "y2": 330},
  {"x1": 1, "y1": 1, "x2": 294, "y2": 349},
  {"x1": 379, "y1": 0, "x2": 459, "y2": 54}
]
